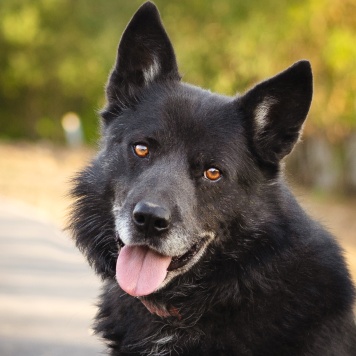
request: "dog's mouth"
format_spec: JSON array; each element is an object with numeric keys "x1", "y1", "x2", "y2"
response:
[
  {"x1": 167, "y1": 239, "x2": 205, "y2": 271},
  {"x1": 115, "y1": 235, "x2": 209, "y2": 297},
  {"x1": 115, "y1": 236, "x2": 205, "y2": 271}
]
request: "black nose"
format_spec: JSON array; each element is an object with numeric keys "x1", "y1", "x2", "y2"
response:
[{"x1": 132, "y1": 201, "x2": 171, "y2": 235}]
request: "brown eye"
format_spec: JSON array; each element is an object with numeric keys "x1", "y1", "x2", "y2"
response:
[
  {"x1": 204, "y1": 167, "x2": 221, "y2": 181},
  {"x1": 133, "y1": 144, "x2": 149, "y2": 158}
]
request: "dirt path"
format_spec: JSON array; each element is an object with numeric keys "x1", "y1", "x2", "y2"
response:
[{"x1": 0, "y1": 197, "x2": 103, "y2": 355}]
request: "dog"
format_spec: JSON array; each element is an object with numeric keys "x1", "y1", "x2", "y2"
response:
[{"x1": 69, "y1": 2, "x2": 356, "y2": 355}]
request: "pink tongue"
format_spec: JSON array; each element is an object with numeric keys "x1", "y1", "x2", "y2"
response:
[{"x1": 116, "y1": 245, "x2": 172, "y2": 297}]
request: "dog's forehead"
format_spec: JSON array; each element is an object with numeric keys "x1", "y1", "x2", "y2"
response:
[{"x1": 143, "y1": 83, "x2": 243, "y2": 143}]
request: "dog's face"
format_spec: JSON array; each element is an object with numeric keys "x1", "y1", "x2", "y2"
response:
[
  {"x1": 70, "y1": 2, "x2": 312, "y2": 297},
  {"x1": 104, "y1": 83, "x2": 256, "y2": 295}
]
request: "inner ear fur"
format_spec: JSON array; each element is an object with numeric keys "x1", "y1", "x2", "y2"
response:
[{"x1": 238, "y1": 60, "x2": 313, "y2": 165}]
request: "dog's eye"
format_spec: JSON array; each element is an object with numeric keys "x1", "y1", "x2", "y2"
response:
[
  {"x1": 133, "y1": 144, "x2": 149, "y2": 158},
  {"x1": 204, "y1": 167, "x2": 221, "y2": 181}
]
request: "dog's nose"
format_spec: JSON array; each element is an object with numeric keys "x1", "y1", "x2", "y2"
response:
[{"x1": 132, "y1": 201, "x2": 171, "y2": 234}]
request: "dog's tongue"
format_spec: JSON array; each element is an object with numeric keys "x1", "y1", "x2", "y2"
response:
[{"x1": 116, "y1": 245, "x2": 172, "y2": 297}]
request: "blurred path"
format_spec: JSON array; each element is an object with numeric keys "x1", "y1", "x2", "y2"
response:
[{"x1": 0, "y1": 198, "x2": 104, "y2": 355}]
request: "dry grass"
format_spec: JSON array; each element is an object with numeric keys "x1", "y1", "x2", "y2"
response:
[
  {"x1": 1, "y1": 141, "x2": 355, "y2": 283},
  {"x1": 0, "y1": 141, "x2": 93, "y2": 225}
]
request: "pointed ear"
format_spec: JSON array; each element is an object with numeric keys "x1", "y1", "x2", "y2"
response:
[
  {"x1": 239, "y1": 60, "x2": 313, "y2": 165},
  {"x1": 105, "y1": 2, "x2": 180, "y2": 110}
]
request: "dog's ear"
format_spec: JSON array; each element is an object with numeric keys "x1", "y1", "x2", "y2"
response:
[
  {"x1": 105, "y1": 2, "x2": 180, "y2": 110},
  {"x1": 238, "y1": 60, "x2": 313, "y2": 165}
]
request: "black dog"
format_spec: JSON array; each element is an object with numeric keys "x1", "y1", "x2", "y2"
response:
[{"x1": 70, "y1": 2, "x2": 356, "y2": 355}]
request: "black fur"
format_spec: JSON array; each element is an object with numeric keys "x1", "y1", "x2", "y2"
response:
[{"x1": 69, "y1": 2, "x2": 356, "y2": 355}]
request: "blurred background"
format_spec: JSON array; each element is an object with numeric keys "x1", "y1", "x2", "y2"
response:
[{"x1": 0, "y1": 0, "x2": 355, "y2": 355}]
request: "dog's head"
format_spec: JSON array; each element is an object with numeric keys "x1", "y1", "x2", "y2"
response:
[{"x1": 70, "y1": 2, "x2": 312, "y2": 298}]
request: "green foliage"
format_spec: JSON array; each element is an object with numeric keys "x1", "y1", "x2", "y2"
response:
[{"x1": 0, "y1": 0, "x2": 355, "y2": 143}]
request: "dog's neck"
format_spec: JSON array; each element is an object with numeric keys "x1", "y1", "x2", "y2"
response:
[{"x1": 140, "y1": 297, "x2": 182, "y2": 320}]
